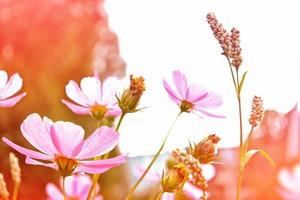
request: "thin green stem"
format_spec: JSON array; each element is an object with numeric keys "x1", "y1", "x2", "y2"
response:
[
  {"x1": 226, "y1": 56, "x2": 238, "y2": 92},
  {"x1": 235, "y1": 68, "x2": 244, "y2": 200},
  {"x1": 125, "y1": 112, "x2": 182, "y2": 200},
  {"x1": 62, "y1": 177, "x2": 67, "y2": 200},
  {"x1": 155, "y1": 190, "x2": 163, "y2": 200},
  {"x1": 12, "y1": 182, "x2": 20, "y2": 200},
  {"x1": 87, "y1": 113, "x2": 127, "y2": 200}
]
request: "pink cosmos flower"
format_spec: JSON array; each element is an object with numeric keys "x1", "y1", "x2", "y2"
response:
[
  {"x1": 163, "y1": 70, "x2": 224, "y2": 118},
  {"x1": 0, "y1": 70, "x2": 26, "y2": 107},
  {"x1": 46, "y1": 174, "x2": 103, "y2": 200},
  {"x1": 62, "y1": 76, "x2": 121, "y2": 120},
  {"x1": 2, "y1": 113, "x2": 126, "y2": 176}
]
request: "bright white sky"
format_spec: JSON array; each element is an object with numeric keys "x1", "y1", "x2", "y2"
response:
[{"x1": 104, "y1": 0, "x2": 300, "y2": 156}]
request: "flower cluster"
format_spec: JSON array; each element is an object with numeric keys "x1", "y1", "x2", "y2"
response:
[
  {"x1": 207, "y1": 13, "x2": 243, "y2": 69},
  {"x1": 249, "y1": 96, "x2": 264, "y2": 127}
]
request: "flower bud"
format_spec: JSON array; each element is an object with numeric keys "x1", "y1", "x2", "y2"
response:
[
  {"x1": 161, "y1": 163, "x2": 189, "y2": 193},
  {"x1": 0, "y1": 173, "x2": 9, "y2": 200},
  {"x1": 118, "y1": 75, "x2": 145, "y2": 113},
  {"x1": 249, "y1": 96, "x2": 264, "y2": 128},
  {"x1": 9, "y1": 152, "x2": 21, "y2": 184},
  {"x1": 192, "y1": 134, "x2": 220, "y2": 164}
]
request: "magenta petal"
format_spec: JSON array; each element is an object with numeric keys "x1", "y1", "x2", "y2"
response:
[
  {"x1": 62, "y1": 99, "x2": 90, "y2": 115},
  {"x1": 0, "y1": 92, "x2": 26, "y2": 107},
  {"x1": 172, "y1": 70, "x2": 188, "y2": 98},
  {"x1": 77, "y1": 154, "x2": 127, "y2": 174},
  {"x1": 76, "y1": 126, "x2": 119, "y2": 159},
  {"x1": 65, "y1": 80, "x2": 89, "y2": 106},
  {"x1": 2, "y1": 137, "x2": 52, "y2": 160},
  {"x1": 50, "y1": 122, "x2": 84, "y2": 157},
  {"x1": 25, "y1": 157, "x2": 57, "y2": 170},
  {"x1": 194, "y1": 108, "x2": 225, "y2": 118},
  {"x1": 64, "y1": 175, "x2": 91, "y2": 197},
  {"x1": 20, "y1": 113, "x2": 57, "y2": 156},
  {"x1": 163, "y1": 79, "x2": 181, "y2": 103},
  {"x1": 46, "y1": 183, "x2": 64, "y2": 200},
  {"x1": 186, "y1": 84, "x2": 208, "y2": 103},
  {"x1": 0, "y1": 73, "x2": 23, "y2": 99}
]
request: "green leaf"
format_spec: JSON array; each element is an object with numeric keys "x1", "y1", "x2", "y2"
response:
[
  {"x1": 243, "y1": 149, "x2": 275, "y2": 168},
  {"x1": 238, "y1": 71, "x2": 248, "y2": 94}
]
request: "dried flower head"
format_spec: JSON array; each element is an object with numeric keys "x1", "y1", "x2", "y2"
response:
[
  {"x1": 206, "y1": 13, "x2": 231, "y2": 57},
  {"x1": 230, "y1": 28, "x2": 243, "y2": 69},
  {"x1": 192, "y1": 134, "x2": 220, "y2": 164},
  {"x1": 249, "y1": 96, "x2": 264, "y2": 127},
  {"x1": 9, "y1": 152, "x2": 21, "y2": 184},
  {"x1": 118, "y1": 75, "x2": 145, "y2": 113},
  {"x1": 161, "y1": 163, "x2": 189, "y2": 193},
  {"x1": 171, "y1": 149, "x2": 208, "y2": 198},
  {"x1": 0, "y1": 173, "x2": 9, "y2": 200},
  {"x1": 207, "y1": 13, "x2": 243, "y2": 69}
]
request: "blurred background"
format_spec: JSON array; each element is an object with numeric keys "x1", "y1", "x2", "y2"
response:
[{"x1": 0, "y1": 0, "x2": 299, "y2": 199}]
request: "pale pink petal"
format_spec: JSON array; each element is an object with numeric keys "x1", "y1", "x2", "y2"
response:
[
  {"x1": 50, "y1": 122, "x2": 84, "y2": 157},
  {"x1": 0, "y1": 73, "x2": 23, "y2": 99},
  {"x1": 46, "y1": 183, "x2": 64, "y2": 200},
  {"x1": 183, "y1": 182, "x2": 202, "y2": 199},
  {"x1": 2, "y1": 137, "x2": 52, "y2": 160},
  {"x1": 77, "y1": 154, "x2": 127, "y2": 174},
  {"x1": 25, "y1": 157, "x2": 57, "y2": 170},
  {"x1": 20, "y1": 113, "x2": 57, "y2": 156},
  {"x1": 172, "y1": 70, "x2": 187, "y2": 98},
  {"x1": 80, "y1": 77, "x2": 101, "y2": 105},
  {"x1": 64, "y1": 175, "x2": 91, "y2": 197},
  {"x1": 163, "y1": 79, "x2": 181, "y2": 103},
  {"x1": 0, "y1": 70, "x2": 8, "y2": 91},
  {"x1": 194, "y1": 93, "x2": 223, "y2": 108},
  {"x1": 76, "y1": 126, "x2": 119, "y2": 159},
  {"x1": 105, "y1": 106, "x2": 122, "y2": 117},
  {"x1": 101, "y1": 76, "x2": 120, "y2": 104},
  {"x1": 186, "y1": 84, "x2": 208, "y2": 103},
  {"x1": 0, "y1": 92, "x2": 26, "y2": 107},
  {"x1": 61, "y1": 99, "x2": 90, "y2": 115},
  {"x1": 65, "y1": 80, "x2": 89, "y2": 106},
  {"x1": 194, "y1": 108, "x2": 225, "y2": 118},
  {"x1": 161, "y1": 192, "x2": 175, "y2": 200}
]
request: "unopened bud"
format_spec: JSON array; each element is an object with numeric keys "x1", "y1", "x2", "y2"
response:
[
  {"x1": 249, "y1": 96, "x2": 264, "y2": 127},
  {"x1": 0, "y1": 173, "x2": 9, "y2": 200},
  {"x1": 161, "y1": 163, "x2": 189, "y2": 193},
  {"x1": 118, "y1": 75, "x2": 145, "y2": 113},
  {"x1": 192, "y1": 134, "x2": 220, "y2": 164},
  {"x1": 9, "y1": 152, "x2": 21, "y2": 184}
]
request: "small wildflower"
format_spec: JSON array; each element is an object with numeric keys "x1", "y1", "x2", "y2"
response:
[
  {"x1": 249, "y1": 96, "x2": 264, "y2": 127},
  {"x1": 118, "y1": 75, "x2": 145, "y2": 113},
  {"x1": 9, "y1": 152, "x2": 21, "y2": 184},
  {"x1": 0, "y1": 70, "x2": 26, "y2": 107},
  {"x1": 0, "y1": 173, "x2": 9, "y2": 200},
  {"x1": 161, "y1": 163, "x2": 189, "y2": 193},
  {"x1": 192, "y1": 134, "x2": 221, "y2": 164},
  {"x1": 2, "y1": 113, "x2": 127, "y2": 176},
  {"x1": 163, "y1": 70, "x2": 224, "y2": 118},
  {"x1": 62, "y1": 76, "x2": 121, "y2": 121}
]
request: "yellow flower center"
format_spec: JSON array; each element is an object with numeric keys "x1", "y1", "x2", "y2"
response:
[
  {"x1": 180, "y1": 100, "x2": 194, "y2": 112},
  {"x1": 54, "y1": 156, "x2": 78, "y2": 177},
  {"x1": 90, "y1": 104, "x2": 108, "y2": 121}
]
